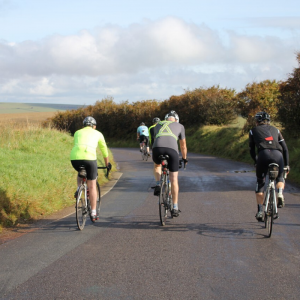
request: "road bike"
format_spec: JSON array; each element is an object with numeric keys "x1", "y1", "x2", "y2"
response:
[
  {"x1": 75, "y1": 165, "x2": 110, "y2": 230},
  {"x1": 158, "y1": 156, "x2": 186, "y2": 226},
  {"x1": 263, "y1": 163, "x2": 279, "y2": 238},
  {"x1": 141, "y1": 138, "x2": 149, "y2": 161}
]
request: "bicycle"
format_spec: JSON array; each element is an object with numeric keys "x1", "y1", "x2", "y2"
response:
[
  {"x1": 75, "y1": 165, "x2": 110, "y2": 230},
  {"x1": 263, "y1": 163, "x2": 279, "y2": 238},
  {"x1": 140, "y1": 138, "x2": 149, "y2": 161},
  {"x1": 158, "y1": 156, "x2": 186, "y2": 226}
]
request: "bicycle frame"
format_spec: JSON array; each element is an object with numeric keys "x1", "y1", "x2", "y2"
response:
[
  {"x1": 263, "y1": 163, "x2": 279, "y2": 238},
  {"x1": 158, "y1": 156, "x2": 172, "y2": 225},
  {"x1": 75, "y1": 165, "x2": 110, "y2": 230},
  {"x1": 263, "y1": 180, "x2": 277, "y2": 216}
]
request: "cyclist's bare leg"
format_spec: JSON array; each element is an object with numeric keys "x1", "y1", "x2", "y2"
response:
[
  {"x1": 87, "y1": 179, "x2": 97, "y2": 211},
  {"x1": 169, "y1": 171, "x2": 179, "y2": 205},
  {"x1": 154, "y1": 163, "x2": 161, "y2": 182},
  {"x1": 256, "y1": 192, "x2": 264, "y2": 205},
  {"x1": 276, "y1": 182, "x2": 284, "y2": 190}
]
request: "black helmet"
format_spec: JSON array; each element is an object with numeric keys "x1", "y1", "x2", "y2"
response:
[
  {"x1": 255, "y1": 111, "x2": 270, "y2": 123},
  {"x1": 140, "y1": 122, "x2": 145, "y2": 126},
  {"x1": 165, "y1": 110, "x2": 179, "y2": 122},
  {"x1": 152, "y1": 117, "x2": 160, "y2": 124},
  {"x1": 83, "y1": 116, "x2": 97, "y2": 127}
]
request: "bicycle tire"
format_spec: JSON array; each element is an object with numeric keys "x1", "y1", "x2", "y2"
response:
[
  {"x1": 144, "y1": 149, "x2": 148, "y2": 161},
  {"x1": 141, "y1": 149, "x2": 145, "y2": 160},
  {"x1": 266, "y1": 190, "x2": 274, "y2": 237},
  {"x1": 76, "y1": 185, "x2": 87, "y2": 230},
  {"x1": 167, "y1": 180, "x2": 173, "y2": 218},
  {"x1": 264, "y1": 190, "x2": 269, "y2": 229},
  {"x1": 159, "y1": 179, "x2": 168, "y2": 226},
  {"x1": 96, "y1": 181, "x2": 101, "y2": 217}
]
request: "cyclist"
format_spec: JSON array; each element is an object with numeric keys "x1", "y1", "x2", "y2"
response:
[
  {"x1": 70, "y1": 116, "x2": 111, "y2": 222},
  {"x1": 249, "y1": 111, "x2": 290, "y2": 222},
  {"x1": 152, "y1": 111, "x2": 188, "y2": 217},
  {"x1": 137, "y1": 122, "x2": 150, "y2": 156},
  {"x1": 149, "y1": 117, "x2": 160, "y2": 146}
]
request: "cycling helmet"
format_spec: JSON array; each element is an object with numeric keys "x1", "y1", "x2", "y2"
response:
[
  {"x1": 255, "y1": 111, "x2": 270, "y2": 123},
  {"x1": 152, "y1": 117, "x2": 160, "y2": 124},
  {"x1": 140, "y1": 122, "x2": 145, "y2": 126},
  {"x1": 83, "y1": 116, "x2": 97, "y2": 127},
  {"x1": 165, "y1": 110, "x2": 179, "y2": 122}
]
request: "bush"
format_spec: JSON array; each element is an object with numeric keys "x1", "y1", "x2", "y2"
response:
[{"x1": 277, "y1": 53, "x2": 300, "y2": 136}]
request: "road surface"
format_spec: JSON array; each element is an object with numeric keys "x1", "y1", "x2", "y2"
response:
[{"x1": 1, "y1": 148, "x2": 300, "y2": 299}]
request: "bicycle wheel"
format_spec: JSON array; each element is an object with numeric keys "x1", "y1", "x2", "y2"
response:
[
  {"x1": 266, "y1": 191, "x2": 274, "y2": 237},
  {"x1": 167, "y1": 180, "x2": 173, "y2": 218},
  {"x1": 141, "y1": 148, "x2": 145, "y2": 160},
  {"x1": 76, "y1": 185, "x2": 87, "y2": 230},
  {"x1": 96, "y1": 181, "x2": 101, "y2": 217},
  {"x1": 264, "y1": 191, "x2": 268, "y2": 229},
  {"x1": 159, "y1": 180, "x2": 168, "y2": 226},
  {"x1": 144, "y1": 148, "x2": 148, "y2": 161}
]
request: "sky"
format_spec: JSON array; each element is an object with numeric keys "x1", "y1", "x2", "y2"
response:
[{"x1": 0, "y1": 0, "x2": 300, "y2": 105}]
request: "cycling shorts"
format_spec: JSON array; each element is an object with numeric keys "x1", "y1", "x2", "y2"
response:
[
  {"x1": 152, "y1": 147, "x2": 179, "y2": 172},
  {"x1": 256, "y1": 149, "x2": 284, "y2": 189},
  {"x1": 139, "y1": 135, "x2": 149, "y2": 147},
  {"x1": 71, "y1": 160, "x2": 98, "y2": 180}
]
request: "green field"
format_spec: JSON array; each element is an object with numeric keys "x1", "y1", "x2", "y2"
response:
[{"x1": 0, "y1": 102, "x2": 82, "y2": 114}]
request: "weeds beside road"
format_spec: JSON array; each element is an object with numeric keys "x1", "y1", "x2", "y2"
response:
[{"x1": 0, "y1": 122, "x2": 116, "y2": 230}]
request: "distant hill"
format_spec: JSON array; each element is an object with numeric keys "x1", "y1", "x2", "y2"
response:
[{"x1": 0, "y1": 102, "x2": 82, "y2": 114}]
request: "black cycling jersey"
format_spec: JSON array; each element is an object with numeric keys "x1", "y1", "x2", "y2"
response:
[
  {"x1": 249, "y1": 123, "x2": 289, "y2": 193},
  {"x1": 249, "y1": 124, "x2": 289, "y2": 166}
]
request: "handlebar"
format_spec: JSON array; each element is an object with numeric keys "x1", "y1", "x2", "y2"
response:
[
  {"x1": 98, "y1": 165, "x2": 111, "y2": 178},
  {"x1": 179, "y1": 159, "x2": 187, "y2": 170}
]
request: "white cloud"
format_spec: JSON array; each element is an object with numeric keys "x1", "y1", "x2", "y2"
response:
[
  {"x1": 29, "y1": 77, "x2": 54, "y2": 95},
  {"x1": 0, "y1": 16, "x2": 299, "y2": 103},
  {"x1": 249, "y1": 17, "x2": 300, "y2": 29}
]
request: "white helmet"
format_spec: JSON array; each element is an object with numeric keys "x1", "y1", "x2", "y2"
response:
[{"x1": 165, "y1": 110, "x2": 179, "y2": 122}]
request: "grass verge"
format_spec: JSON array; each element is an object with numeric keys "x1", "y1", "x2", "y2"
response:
[{"x1": 0, "y1": 122, "x2": 116, "y2": 231}]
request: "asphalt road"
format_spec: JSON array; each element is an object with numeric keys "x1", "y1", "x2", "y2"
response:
[{"x1": 1, "y1": 148, "x2": 300, "y2": 299}]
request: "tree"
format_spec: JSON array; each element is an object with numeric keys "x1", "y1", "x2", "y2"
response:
[
  {"x1": 237, "y1": 80, "x2": 280, "y2": 133},
  {"x1": 277, "y1": 52, "x2": 300, "y2": 136}
]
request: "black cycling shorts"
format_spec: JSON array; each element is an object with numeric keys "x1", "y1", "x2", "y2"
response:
[
  {"x1": 139, "y1": 135, "x2": 149, "y2": 147},
  {"x1": 71, "y1": 160, "x2": 98, "y2": 180},
  {"x1": 256, "y1": 149, "x2": 284, "y2": 184},
  {"x1": 152, "y1": 147, "x2": 179, "y2": 172}
]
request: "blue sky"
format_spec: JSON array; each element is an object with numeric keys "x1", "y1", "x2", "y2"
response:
[{"x1": 0, "y1": 0, "x2": 299, "y2": 104}]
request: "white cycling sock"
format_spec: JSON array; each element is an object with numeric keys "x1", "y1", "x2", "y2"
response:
[
  {"x1": 91, "y1": 209, "x2": 97, "y2": 216},
  {"x1": 173, "y1": 204, "x2": 178, "y2": 210}
]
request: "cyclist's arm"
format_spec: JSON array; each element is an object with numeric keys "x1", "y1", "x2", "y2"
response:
[
  {"x1": 137, "y1": 127, "x2": 140, "y2": 139},
  {"x1": 249, "y1": 131, "x2": 256, "y2": 163},
  {"x1": 279, "y1": 132, "x2": 289, "y2": 166},
  {"x1": 179, "y1": 139, "x2": 187, "y2": 159},
  {"x1": 97, "y1": 133, "x2": 109, "y2": 163},
  {"x1": 149, "y1": 126, "x2": 155, "y2": 144}
]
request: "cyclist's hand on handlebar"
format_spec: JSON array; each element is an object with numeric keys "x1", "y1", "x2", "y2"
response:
[
  {"x1": 107, "y1": 162, "x2": 112, "y2": 170},
  {"x1": 285, "y1": 165, "x2": 290, "y2": 174},
  {"x1": 182, "y1": 158, "x2": 188, "y2": 164}
]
